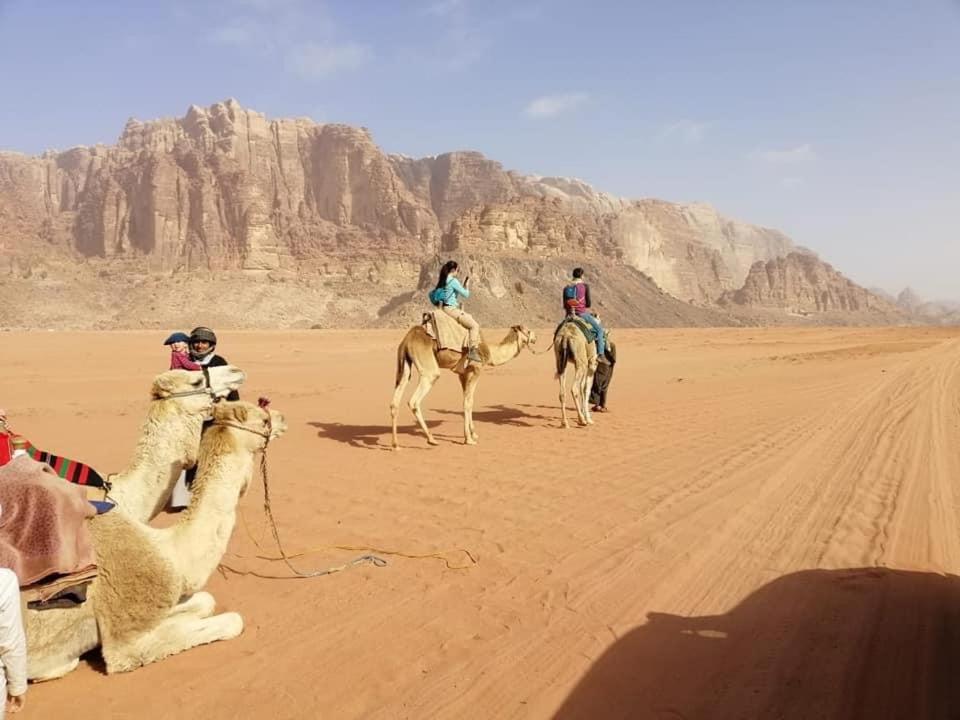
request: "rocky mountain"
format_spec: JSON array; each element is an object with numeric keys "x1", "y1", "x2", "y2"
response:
[
  {"x1": 719, "y1": 253, "x2": 907, "y2": 323},
  {"x1": 894, "y1": 288, "x2": 960, "y2": 325},
  {"x1": 0, "y1": 99, "x2": 920, "y2": 329}
]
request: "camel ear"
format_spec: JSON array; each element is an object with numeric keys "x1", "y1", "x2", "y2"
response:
[{"x1": 153, "y1": 372, "x2": 176, "y2": 396}]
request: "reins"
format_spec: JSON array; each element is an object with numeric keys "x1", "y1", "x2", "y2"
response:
[{"x1": 217, "y1": 404, "x2": 387, "y2": 579}]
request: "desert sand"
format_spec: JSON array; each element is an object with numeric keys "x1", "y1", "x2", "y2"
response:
[{"x1": 3, "y1": 326, "x2": 960, "y2": 719}]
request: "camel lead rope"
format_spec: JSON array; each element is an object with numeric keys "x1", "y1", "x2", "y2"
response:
[{"x1": 257, "y1": 427, "x2": 387, "y2": 578}]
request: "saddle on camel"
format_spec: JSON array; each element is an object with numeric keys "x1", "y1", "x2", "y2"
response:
[
  {"x1": 421, "y1": 309, "x2": 487, "y2": 363},
  {"x1": 1, "y1": 413, "x2": 111, "y2": 609}
]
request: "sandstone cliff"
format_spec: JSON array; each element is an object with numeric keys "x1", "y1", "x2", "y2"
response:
[
  {"x1": 0, "y1": 99, "x2": 918, "y2": 329},
  {"x1": 719, "y1": 253, "x2": 905, "y2": 322}
]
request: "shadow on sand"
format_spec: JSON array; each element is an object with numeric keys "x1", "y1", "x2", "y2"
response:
[
  {"x1": 309, "y1": 420, "x2": 443, "y2": 451},
  {"x1": 553, "y1": 567, "x2": 960, "y2": 720},
  {"x1": 432, "y1": 404, "x2": 554, "y2": 427}
]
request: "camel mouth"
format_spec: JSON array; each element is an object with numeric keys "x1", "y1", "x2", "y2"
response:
[{"x1": 268, "y1": 412, "x2": 288, "y2": 439}]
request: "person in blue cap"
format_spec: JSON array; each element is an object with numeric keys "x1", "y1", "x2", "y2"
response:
[{"x1": 163, "y1": 331, "x2": 201, "y2": 371}]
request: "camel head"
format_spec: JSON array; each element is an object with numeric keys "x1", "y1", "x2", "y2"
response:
[
  {"x1": 203, "y1": 365, "x2": 246, "y2": 399},
  {"x1": 208, "y1": 401, "x2": 287, "y2": 497},
  {"x1": 150, "y1": 366, "x2": 246, "y2": 413},
  {"x1": 510, "y1": 325, "x2": 538, "y2": 350},
  {"x1": 210, "y1": 401, "x2": 288, "y2": 446}
]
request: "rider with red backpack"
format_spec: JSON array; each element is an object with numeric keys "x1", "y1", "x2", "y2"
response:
[{"x1": 562, "y1": 268, "x2": 608, "y2": 361}]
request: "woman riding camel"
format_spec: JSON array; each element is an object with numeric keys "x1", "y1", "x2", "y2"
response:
[{"x1": 430, "y1": 260, "x2": 482, "y2": 363}]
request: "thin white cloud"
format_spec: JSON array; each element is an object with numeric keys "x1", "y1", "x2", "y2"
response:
[
  {"x1": 523, "y1": 93, "x2": 589, "y2": 118},
  {"x1": 659, "y1": 120, "x2": 708, "y2": 145},
  {"x1": 751, "y1": 143, "x2": 815, "y2": 164},
  {"x1": 210, "y1": 22, "x2": 256, "y2": 47},
  {"x1": 781, "y1": 177, "x2": 804, "y2": 188},
  {"x1": 424, "y1": 0, "x2": 465, "y2": 16},
  {"x1": 287, "y1": 42, "x2": 371, "y2": 79}
]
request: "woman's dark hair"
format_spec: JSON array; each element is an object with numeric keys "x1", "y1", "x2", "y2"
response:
[
  {"x1": 573, "y1": 267, "x2": 584, "y2": 279},
  {"x1": 436, "y1": 260, "x2": 459, "y2": 290}
]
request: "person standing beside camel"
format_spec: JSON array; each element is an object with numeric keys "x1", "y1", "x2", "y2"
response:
[
  {"x1": 0, "y1": 567, "x2": 27, "y2": 717},
  {"x1": 590, "y1": 323, "x2": 617, "y2": 412},
  {"x1": 430, "y1": 260, "x2": 482, "y2": 363}
]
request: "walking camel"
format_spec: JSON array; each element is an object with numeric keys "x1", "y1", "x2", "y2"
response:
[
  {"x1": 554, "y1": 321, "x2": 599, "y2": 428},
  {"x1": 391, "y1": 324, "x2": 536, "y2": 447},
  {"x1": 25, "y1": 400, "x2": 286, "y2": 680}
]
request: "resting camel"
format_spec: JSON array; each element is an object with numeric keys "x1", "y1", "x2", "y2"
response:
[
  {"x1": 25, "y1": 401, "x2": 286, "y2": 679},
  {"x1": 108, "y1": 366, "x2": 246, "y2": 522},
  {"x1": 391, "y1": 324, "x2": 536, "y2": 447},
  {"x1": 555, "y1": 321, "x2": 598, "y2": 428}
]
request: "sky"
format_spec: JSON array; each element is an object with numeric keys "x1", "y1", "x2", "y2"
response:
[{"x1": 1, "y1": 0, "x2": 958, "y2": 299}]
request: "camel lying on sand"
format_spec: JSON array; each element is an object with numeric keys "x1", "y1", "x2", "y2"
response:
[
  {"x1": 391, "y1": 324, "x2": 536, "y2": 447},
  {"x1": 107, "y1": 366, "x2": 245, "y2": 521},
  {"x1": 25, "y1": 400, "x2": 286, "y2": 680}
]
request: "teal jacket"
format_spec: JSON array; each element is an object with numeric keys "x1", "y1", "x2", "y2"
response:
[{"x1": 436, "y1": 278, "x2": 470, "y2": 308}]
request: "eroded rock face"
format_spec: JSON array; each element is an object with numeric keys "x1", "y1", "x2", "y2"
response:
[
  {"x1": 0, "y1": 100, "x2": 794, "y2": 283},
  {"x1": 0, "y1": 99, "x2": 914, "y2": 328},
  {"x1": 720, "y1": 253, "x2": 902, "y2": 316}
]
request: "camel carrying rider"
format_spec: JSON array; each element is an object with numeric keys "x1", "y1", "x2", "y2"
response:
[
  {"x1": 562, "y1": 268, "x2": 608, "y2": 362},
  {"x1": 429, "y1": 260, "x2": 483, "y2": 363}
]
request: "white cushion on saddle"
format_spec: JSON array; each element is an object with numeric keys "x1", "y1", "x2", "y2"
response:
[{"x1": 424, "y1": 309, "x2": 469, "y2": 352}]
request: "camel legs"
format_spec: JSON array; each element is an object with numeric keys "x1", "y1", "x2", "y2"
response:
[
  {"x1": 408, "y1": 371, "x2": 441, "y2": 446},
  {"x1": 582, "y1": 371, "x2": 596, "y2": 425},
  {"x1": 571, "y1": 368, "x2": 590, "y2": 426},
  {"x1": 459, "y1": 370, "x2": 480, "y2": 445},
  {"x1": 390, "y1": 359, "x2": 413, "y2": 449},
  {"x1": 102, "y1": 610, "x2": 244, "y2": 674},
  {"x1": 170, "y1": 591, "x2": 217, "y2": 619},
  {"x1": 25, "y1": 603, "x2": 99, "y2": 682},
  {"x1": 559, "y1": 365, "x2": 570, "y2": 429}
]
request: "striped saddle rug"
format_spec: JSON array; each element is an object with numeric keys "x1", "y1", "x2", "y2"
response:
[{"x1": 1, "y1": 431, "x2": 106, "y2": 488}]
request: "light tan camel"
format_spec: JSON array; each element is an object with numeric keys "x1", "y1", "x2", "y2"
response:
[
  {"x1": 391, "y1": 325, "x2": 536, "y2": 447},
  {"x1": 555, "y1": 321, "x2": 598, "y2": 428},
  {"x1": 24, "y1": 401, "x2": 286, "y2": 680},
  {"x1": 108, "y1": 366, "x2": 245, "y2": 522}
]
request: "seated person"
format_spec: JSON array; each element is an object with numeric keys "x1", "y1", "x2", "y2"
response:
[{"x1": 562, "y1": 267, "x2": 607, "y2": 361}]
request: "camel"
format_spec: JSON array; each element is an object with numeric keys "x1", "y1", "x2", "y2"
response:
[
  {"x1": 24, "y1": 400, "x2": 286, "y2": 680},
  {"x1": 555, "y1": 321, "x2": 599, "y2": 428},
  {"x1": 391, "y1": 324, "x2": 536, "y2": 447},
  {"x1": 107, "y1": 366, "x2": 246, "y2": 522}
]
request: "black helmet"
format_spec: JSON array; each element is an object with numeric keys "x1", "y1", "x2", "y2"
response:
[{"x1": 189, "y1": 326, "x2": 217, "y2": 345}]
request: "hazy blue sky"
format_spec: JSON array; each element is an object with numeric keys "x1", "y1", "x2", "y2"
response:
[{"x1": 1, "y1": 0, "x2": 957, "y2": 298}]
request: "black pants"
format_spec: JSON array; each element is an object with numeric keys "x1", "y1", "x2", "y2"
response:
[{"x1": 590, "y1": 363, "x2": 614, "y2": 407}]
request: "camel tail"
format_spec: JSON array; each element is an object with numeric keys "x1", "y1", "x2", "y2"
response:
[
  {"x1": 395, "y1": 342, "x2": 410, "y2": 387},
  {"x1": 555, "y1": 336, "x2": 569, "y2": 379}
]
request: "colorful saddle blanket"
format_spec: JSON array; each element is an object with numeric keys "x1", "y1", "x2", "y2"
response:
[
  {"x1": 553, "y1": 315, "x2": 597, "y2": 344},
  {"x1": 1, "y1": 431, "x2": 106, "y2": 488}
]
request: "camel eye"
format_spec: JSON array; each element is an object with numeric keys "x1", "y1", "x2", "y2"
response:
[{"x1": 191, "y1": 378, "x2": 203, "y2": 387}]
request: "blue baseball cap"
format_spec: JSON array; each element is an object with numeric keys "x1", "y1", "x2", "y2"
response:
[{"x1": 163, "y1": 332, "x2": 191, "y2": 346}]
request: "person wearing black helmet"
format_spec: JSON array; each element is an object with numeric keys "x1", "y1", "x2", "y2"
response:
[
  {"x1": 188, "y1": 327, "x2": 239, "y2": 401},
  {"x1": 171, "y1": 326, "x2": 240, "y2": 511}
]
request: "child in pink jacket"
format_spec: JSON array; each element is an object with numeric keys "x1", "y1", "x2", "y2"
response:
[{"x1": 163, "y1": 332, "x2": 201, "y2": 371}]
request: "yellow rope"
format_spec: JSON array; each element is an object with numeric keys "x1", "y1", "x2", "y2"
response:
[{"x1": 228, "y1": 544, "x2": 478, "y2": 571}]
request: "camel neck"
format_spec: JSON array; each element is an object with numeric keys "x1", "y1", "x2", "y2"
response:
[
  {"x1": 483, "y1": 332, "x2": 523, "y2": 366},
  {"x1": 170, "y1": 441, "x2": 253, "y2": 593},
  {"x1": 109, "y1": 406, "x2": 202, "y2": 522}
]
